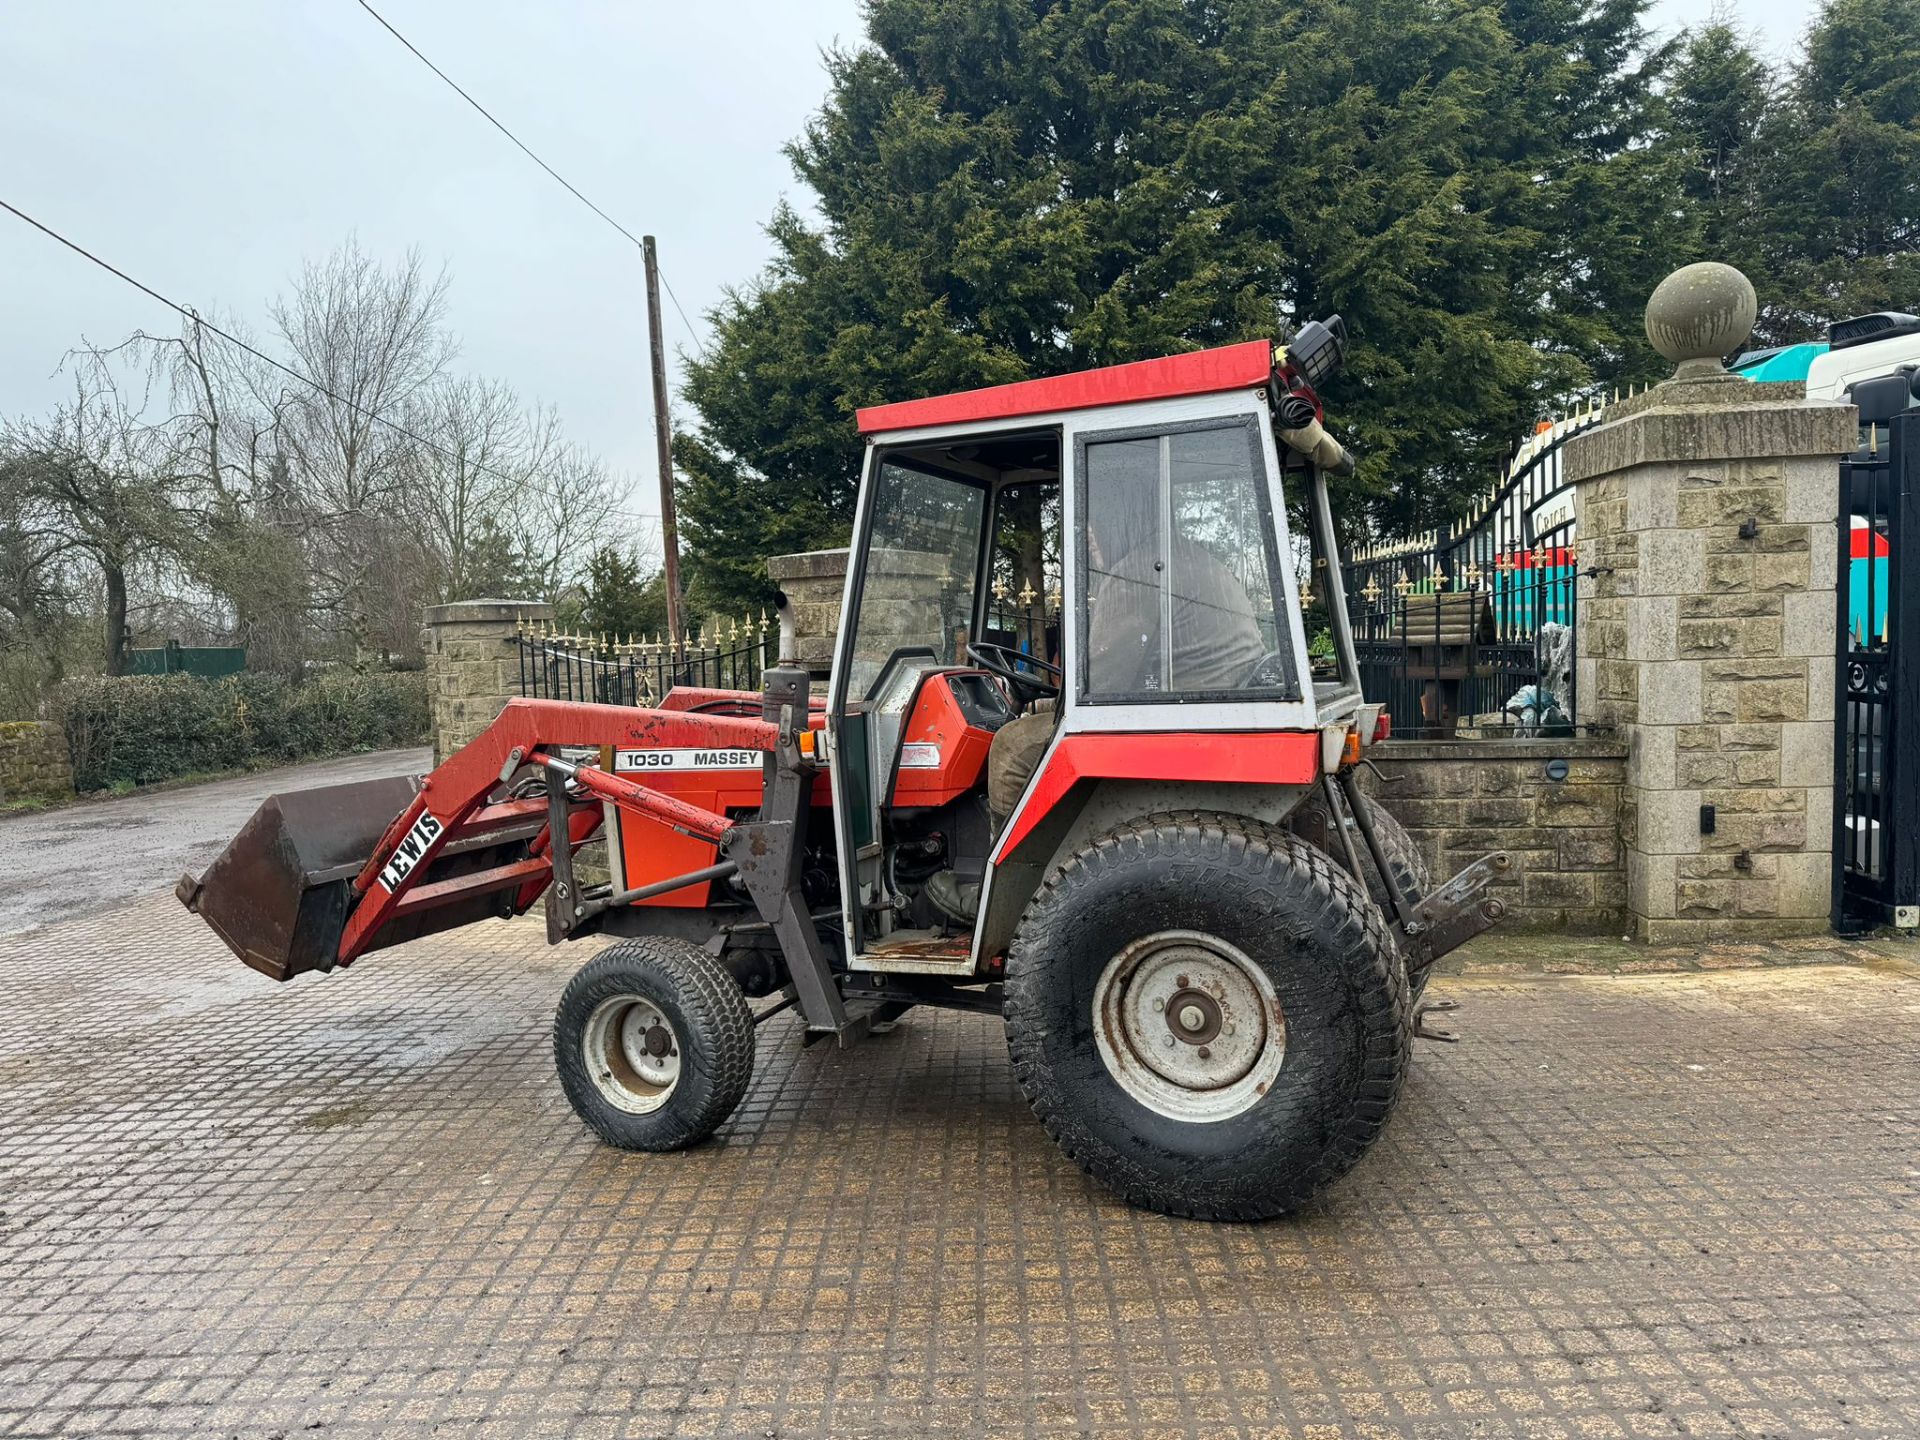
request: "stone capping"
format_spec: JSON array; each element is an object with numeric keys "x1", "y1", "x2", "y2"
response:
[
  {"x1": 1563, "y1": 392, "x2": 1857, "y2": 485},
  {"x1": 1372, "y1": 736, "x2": 1625, "y2": 763},
  {"x1": 423, "y1": 599, "x2": 554, "y2": 626},
  {"x1": 767, "y1": 549, "x2": 850, "y2": 584}
]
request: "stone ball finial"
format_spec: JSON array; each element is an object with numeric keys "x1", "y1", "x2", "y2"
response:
[{"x1": 1645, "y1": 262, "x2": 1757, "y2": 381}]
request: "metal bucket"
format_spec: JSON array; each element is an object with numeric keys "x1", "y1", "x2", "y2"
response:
[{"x1": 178, "y1": 775, "x2": 422, "y2": 981}]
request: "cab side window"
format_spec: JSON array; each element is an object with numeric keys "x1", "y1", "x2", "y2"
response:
[{"x1": 1079, "y1": 420, "x2": 1295, "y2": 702}]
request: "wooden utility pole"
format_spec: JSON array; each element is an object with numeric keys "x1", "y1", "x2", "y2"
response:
[{"x1": 642, "y1": 235, "x2": 685, "y2": 657}]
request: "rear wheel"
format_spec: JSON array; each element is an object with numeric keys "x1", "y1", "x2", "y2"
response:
[
  {"x1": 554, "y1": 937, "x2": 755, "y2": 1151},
  {"x1": 1003, "y1": 811, "x2": 1407, "y2": 1221}
]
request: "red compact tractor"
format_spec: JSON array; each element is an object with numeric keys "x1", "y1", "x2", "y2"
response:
[{"x1": 182, "y1": 321, "x2": 1509, "y2": 1220}]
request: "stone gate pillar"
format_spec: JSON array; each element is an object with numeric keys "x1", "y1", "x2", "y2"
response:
[
  {"x1": 423, "y1": 599, "x2": 553, "y2": 763},
  {"x1": 766, "y1": 549, "x2": 849, "y2": 678},
  {"x1": 1565, "y1": 264, "x2": 1856, "y2": 940}
]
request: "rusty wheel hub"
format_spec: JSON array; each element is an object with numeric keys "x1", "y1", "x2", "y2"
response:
[
  {"x1": 1091, "y1": 931, "x2": 1286, "y2": 1123},
  {"x1": 583, "y1": 996, "x2": 682, "y2": 1115}
]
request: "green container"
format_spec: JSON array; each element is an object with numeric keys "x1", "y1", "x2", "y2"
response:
[{"x1": 129, "y1": 640, "x2": 247, "y2": 678}]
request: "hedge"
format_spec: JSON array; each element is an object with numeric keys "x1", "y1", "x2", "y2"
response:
[{"x1": 53, "y1": 670, "x2": 431, "y2": 793}]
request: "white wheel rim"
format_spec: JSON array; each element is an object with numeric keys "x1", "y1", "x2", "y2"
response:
[
  {"x1": 1091, "y1": 930, "x2": 1285, "y2": 1123},
  {"x1": 583, "y1": 995, "x2": 682, "y2": 1114}
]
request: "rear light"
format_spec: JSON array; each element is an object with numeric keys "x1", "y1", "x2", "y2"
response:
[
  {"x1": 1374, "y1": 712, "x2": 1392, "y2": 742},
  {"x1": 1341, "y1": 730, "x2": 1363, "y2": 767}
]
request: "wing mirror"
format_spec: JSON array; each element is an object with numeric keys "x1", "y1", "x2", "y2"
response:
[{"x1": 1848, "y1": 372, "x2": 1915, "y2": 428}]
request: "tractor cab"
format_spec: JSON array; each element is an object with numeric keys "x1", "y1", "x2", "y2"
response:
[{"x1": 829, "y1": 333, "x2": 1365, "y2": 978}]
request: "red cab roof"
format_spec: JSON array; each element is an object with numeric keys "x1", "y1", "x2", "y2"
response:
[{"x1": 854, "y1": 339, "x2": 1275, "y2": 436}]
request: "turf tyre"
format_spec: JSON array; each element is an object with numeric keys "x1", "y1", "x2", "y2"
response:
[
  {"x1": 1003, "y1": 811, "x2": 1408, "y2": 1221},
  {"x1": 554, "y1": 937, "x2": 755, "y2": 1151}
]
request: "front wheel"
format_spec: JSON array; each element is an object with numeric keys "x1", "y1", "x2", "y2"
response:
[
  {"x1": 1003, "y1": 811, "x2": 1407, "y2": 1221},
  {"x1": 554, "y1": 937, "x2": 755, "y2": 1151}
]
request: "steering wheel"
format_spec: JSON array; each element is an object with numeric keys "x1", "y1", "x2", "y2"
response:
[{"x1": 966, "y1": 642, "x2": 1061, "y2": 707}]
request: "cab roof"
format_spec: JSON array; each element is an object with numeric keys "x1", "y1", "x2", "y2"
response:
[{"x1": 854, "y1": 339, "x2": 1276, "y2": 437}]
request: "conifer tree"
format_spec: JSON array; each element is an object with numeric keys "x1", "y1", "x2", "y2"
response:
[{"x1": 675, "y1": 0, "x2": 1912, "y2": 607}]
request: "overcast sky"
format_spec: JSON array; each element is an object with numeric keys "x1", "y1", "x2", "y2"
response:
[{"x1": 2, "y1": 0, "x2": 1822, "y2": 527}]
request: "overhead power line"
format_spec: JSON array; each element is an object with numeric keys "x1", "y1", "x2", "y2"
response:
[
  {"x1": 658, "y1": 272, "x2": 706, "y2": 359},
  {"x1": 352, "y1": 0, "x2": 710, "y2": 360},
  {"x1": 0, "y1": 195, "x2": 658, "y2": 524}
]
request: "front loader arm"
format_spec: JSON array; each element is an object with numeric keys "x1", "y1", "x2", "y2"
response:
[
  {"x1": 180, "y1": 692, "x2": 769, "y2": 982},
  {"x1": 336, "y1": 697, "x2": 777, "y2": 968},
  {"x1": 185, "y1": 678, "x2": 858, "y2": 1040}
]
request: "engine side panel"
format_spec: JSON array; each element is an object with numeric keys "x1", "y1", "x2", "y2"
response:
[
  {"x1": 611, "y1": 720, "x2": 832, "y2": 908},
  {"x1": 889, "y1": 671, "x2": 1008, "y2": 808}
]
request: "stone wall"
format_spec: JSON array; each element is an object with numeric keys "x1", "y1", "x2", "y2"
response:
[
  {"x1": 423, "y1": 599, "x2": 553, "y2": 763},
  {"x1": 1567, "y1": 388, "x2": 1854, "y2": 940},
  {"x1": 0, "y1": 721, "x2": 74, "y2": 807},
  {"x1": 1360, "y1": 738, "x2": 1628, "y2": 932}
]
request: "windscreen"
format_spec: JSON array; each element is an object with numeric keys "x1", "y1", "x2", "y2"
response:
[{"x1": 843, "y1": 458, "x2": 988, "y2": 702}]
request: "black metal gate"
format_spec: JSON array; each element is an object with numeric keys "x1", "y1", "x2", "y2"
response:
[
  {"x1": 1344, "y1": 408, "x2": 1598, "y2": 737},
  {"x1": 1834, "y1": 412, "x2": 1918, "y2": 930}
]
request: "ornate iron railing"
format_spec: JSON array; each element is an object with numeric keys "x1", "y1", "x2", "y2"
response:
[
  {"x1": 1338, "y1": 398, "x2": 1619, "y2": 738},
  {"x1": 515, "y1": 614, "x2": 770, "y2": 707}
]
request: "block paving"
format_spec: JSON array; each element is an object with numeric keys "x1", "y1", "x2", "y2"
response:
[{"x1": 1, "y1": 895, "x2": 1916, "y2": 1438}]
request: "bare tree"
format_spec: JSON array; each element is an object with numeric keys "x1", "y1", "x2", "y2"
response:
[
  {"x1": 404, "y1": 380, "x2": 630, "y2": 605},
  {"x1": 0, "y1": 465, "x2": 78, "y2": 714},
  {"x1": 5, "y1": 234, "x2": 633, "y2": 698},
  {"x1": 2, "y1": 350, "x2": 185, "y2": 673},
  {"x1": 406, "y1": 374, "x2": 533, "y2": 600},
  {"x1": 509, "y1": 420, "x2": 624, "y2": 603},
  {"x1": 270, "y1": 238, "x2": 452, "y2": 656}
]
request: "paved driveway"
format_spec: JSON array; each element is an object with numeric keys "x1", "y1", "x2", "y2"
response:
[
  {"x1": 0, "y1": 748, "x2": 429, "y2": 935},
  {"x1": 0, "y1": 890, "x2": 1915, "y2": 1439}
]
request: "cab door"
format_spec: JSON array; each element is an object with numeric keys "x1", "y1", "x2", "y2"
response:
[{"x1": 825, "y1": 445, "x2": 991, "y2": 960}]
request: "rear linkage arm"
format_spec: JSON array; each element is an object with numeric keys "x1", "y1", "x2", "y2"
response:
[{"x1": 1322, "y1": 771, "x2": 1510, "y2": 1041}]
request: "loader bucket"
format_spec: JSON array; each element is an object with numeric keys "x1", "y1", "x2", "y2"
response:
[{"x1": 178, "y1": 775, "x2": 422, "y2": 981}]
